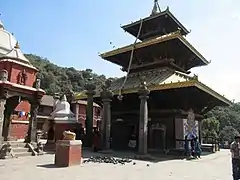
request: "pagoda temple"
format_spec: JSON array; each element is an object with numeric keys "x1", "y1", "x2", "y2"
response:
[{"x1": 76, "y1": 1, "x2": 232, "y2": 153}]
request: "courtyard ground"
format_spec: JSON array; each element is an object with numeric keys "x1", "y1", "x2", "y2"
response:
[{"x1": 0, "y1": 149, "x2": 232, "y2": 180}]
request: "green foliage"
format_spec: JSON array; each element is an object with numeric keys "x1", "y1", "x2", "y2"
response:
[
  {"x1": 25, "y1": 54, "x2": 108, "y2": 95},
  {"x1": 219, "y1": 126, "x2": 239, "y2": 143},
  {"x1": 203, "y1": 103, "x2": 240, "y2": 142},
  {"x1": 202, "y1": 117, "x2": 219, "y2": 139}
]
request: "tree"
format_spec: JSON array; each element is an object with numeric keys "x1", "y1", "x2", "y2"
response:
[
  {"x1": 219, "y1": 126, "x2": 239, "y2": 143},
  {"x1": 25, "y1": 54, "x2": 108, "y2": 95},
  {"x1": 202, "y1": 117, "x2": 220, "y2": 139}
]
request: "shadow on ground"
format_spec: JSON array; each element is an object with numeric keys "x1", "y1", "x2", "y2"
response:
[{"x1": 36, "y1": 164, "x2": 60, "y2": 169}]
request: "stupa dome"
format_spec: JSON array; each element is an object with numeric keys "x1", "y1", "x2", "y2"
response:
[
  {"x1": 50, "y1": 95, "x2": 76, "y2": 123},
  {"x1": 0, "y1": 20, "x2": 32, "y2": 64}
]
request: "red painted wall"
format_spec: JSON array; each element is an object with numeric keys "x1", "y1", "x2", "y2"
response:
[
  {"x1": 0, "y1": 60, "x2": 37, "y2": 140},
  {"x1": 75, "y1": 103, "x2": 101, "y2": 128},
  {"x1": 10, "y1": 63, "x2": 36, "y2": 87},
  {"x1": 9, "y1": 122, "x2": 28, "y2": 140}
]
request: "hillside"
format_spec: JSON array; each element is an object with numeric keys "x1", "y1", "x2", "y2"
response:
[{"x1": 25, "y1": 54, "x2": 108, "y2": 95}]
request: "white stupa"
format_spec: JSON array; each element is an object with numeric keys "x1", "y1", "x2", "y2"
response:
[
  {"x1": 50, "y1": 95, "x2": 76, "y2": 123},
  {"x1": 0, "y1": 19, "x2": 37, "y2": 70}
]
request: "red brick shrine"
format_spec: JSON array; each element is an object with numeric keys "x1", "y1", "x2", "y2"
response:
[{"x1": 0, "y1": 19, "x2": 45, "y2": 147}]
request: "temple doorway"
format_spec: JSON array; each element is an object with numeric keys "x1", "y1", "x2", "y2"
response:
[
  {"x1": 149, "y1": 123, "x2": 166, "y2": 151},
  {"x1": 111, "y1": 120, "x2": 137, "y2": 150}
]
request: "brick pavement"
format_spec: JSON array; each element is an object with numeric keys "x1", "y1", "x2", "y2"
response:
[{"x1": 0, "y1": 149, "x2": 232, "y2": 180}]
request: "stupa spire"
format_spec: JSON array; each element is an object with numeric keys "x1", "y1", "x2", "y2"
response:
[
  {"x1": 151, "y1": 0, "x2": 161, "y2": 16},
  {"x1": 0, "y1": 13, "x2": 4, "y2": 30}
]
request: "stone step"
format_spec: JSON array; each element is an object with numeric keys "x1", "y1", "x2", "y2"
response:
[
  {"x1": 14, "y1": 151, "x2": 33, "y2": 157},
  {"x1": 8, "y1": 141, "x2": 26, "y2": 148},
  {"x1": 12, "y1": 147, "x2": 30, "y2": 153}
]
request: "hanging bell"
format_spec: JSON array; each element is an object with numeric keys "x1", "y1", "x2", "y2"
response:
[{"x1": 117, "y1": 94, "x2": 123, "y2": 101}]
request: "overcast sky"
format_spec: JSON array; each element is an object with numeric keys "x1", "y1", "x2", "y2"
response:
[{"x1": 1, "y1": 0, "x2": 240, "y2": 101}]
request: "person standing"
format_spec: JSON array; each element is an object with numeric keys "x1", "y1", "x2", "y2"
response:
[
  {"x1": 230, "y1": 135, "x2": 240, "y2": 180},
  {"x1": 194, "y1": 137, "x2": 202, "y2": 158}
]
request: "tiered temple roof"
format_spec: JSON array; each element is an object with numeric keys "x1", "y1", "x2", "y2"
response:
[
  {"x1": 122, "y1": 7, "x2": 189, "y2": 41},
  {"x1": 100, "y1": 31, "x2": 209, "y2": 72},
  {"x1": 75, "y1": 1, "x2": 232, "y2": 106}
]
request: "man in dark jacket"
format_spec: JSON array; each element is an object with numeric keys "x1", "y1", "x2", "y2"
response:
[{"x1": 230, "y1": 135, "x2": 240, "y2": 180}]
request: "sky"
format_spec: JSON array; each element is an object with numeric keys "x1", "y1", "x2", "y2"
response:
[{"x1": 1, "y1": 0, "x2": 240, "y2": 101}]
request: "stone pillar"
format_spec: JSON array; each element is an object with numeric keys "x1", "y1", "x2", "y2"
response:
[
  {"x1": 0, "y1": 70, "x2": 8, "y2": 142},
  {"x1": 85, "y1": 83, "x2": 96, "y2": 147},
  {"x1": 198, "y1": 120, "x2": 203, "y2": 144},
  {"x1": 138, "y1": 78, "x2": 150, "y2": 154},
  {"x1": 0, "y1": 99, "x2": 6, "y2": 142},
  {"x1": 100, "y1": 80, "x2": 113, "y2": 149},
  {"x1": 26, "y1": 96, "x2": 41, "y2": 144},
  {"x1": 75, "y1": 103, "x2": 80, "y2": 122}
]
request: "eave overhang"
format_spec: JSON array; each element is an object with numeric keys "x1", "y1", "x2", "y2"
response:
[
  {"x1": 100, "y1": 31, "x2": 210, "y2": 68},
  {"x1": 75, "y1": 79, "x2": 232, "y2": 107}
]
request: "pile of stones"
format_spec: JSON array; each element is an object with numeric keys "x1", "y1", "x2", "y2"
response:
[{"x1": 83, "y1": 156, "x2": 133, "y2": 165}]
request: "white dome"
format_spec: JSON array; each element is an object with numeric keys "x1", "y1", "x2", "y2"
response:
[{"x1": 0, "y1": 20, "x2": 30, "y2": 64}]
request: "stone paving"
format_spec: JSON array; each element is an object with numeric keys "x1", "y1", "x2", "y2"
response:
[{"x1": 0, "y1": 149, "x2": 232, "y2": 180}]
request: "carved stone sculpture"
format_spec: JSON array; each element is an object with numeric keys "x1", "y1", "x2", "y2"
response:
[
  {"x1": 17, "y1": 69, "x2": 28, "y2": 85},
  {"x1": 0, "y1": 69, "x2": 8, "y2": 82},
  {"x1": 0, "y1": 142, "x2": 15, "y2": 159},
  {"x1": 35, "y1": 78, "x2": 41, "y2": 89},
  {"x1": 63, "y1": 131, "x2": 76, "y2": 140}
]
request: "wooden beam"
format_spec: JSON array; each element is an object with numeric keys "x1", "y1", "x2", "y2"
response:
[
  {"x1": 121, "y1": 58, "x2": 173, "y2": 72},
  {"x1": 169, "y1": 62, "x2": 190, "y2": 74},
  {"x1": 112, "y1": 109, "x2": 183, "y2": 115}
]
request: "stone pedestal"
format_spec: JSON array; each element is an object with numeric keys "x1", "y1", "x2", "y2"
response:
[
  {"x1": 138, "y1": 79, "x2": 150, "y2": 155},
  {"x1": 55, "y1": 140, "x2": 82, "y2": 167}
]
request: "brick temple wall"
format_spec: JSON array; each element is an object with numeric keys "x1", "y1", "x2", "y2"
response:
[{"x1": 9, "y1": 122, "x2": 29, "y2": 140}]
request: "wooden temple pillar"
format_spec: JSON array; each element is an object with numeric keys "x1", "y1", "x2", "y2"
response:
[
  {"x1": 85, "y1": 82, "x2": 96, "y2": 147},
  {"x1": 26, "y1": 79, "x2": 42, "y2": 144},
  {"x1": 100, "y1": 80, "x2": 113, "y2": 150},
  {"x1": 138, "y1": 78, "x2": 150, "y2": 154}
]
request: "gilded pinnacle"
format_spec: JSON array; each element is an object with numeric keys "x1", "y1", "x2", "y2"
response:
[{"x1": 14, "y1": 41, "x2": 20, "y2": 49}]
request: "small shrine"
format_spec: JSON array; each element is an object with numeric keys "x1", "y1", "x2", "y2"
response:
[
  {"x1": 44, "y1": 94, "x2": 77, "y2": 146},
  {"x1": 0, "y1": 19, "x2": 45, "y2": 144}
]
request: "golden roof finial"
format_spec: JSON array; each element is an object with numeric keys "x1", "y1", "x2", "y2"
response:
[
  {"x1": 14, "y1": 41, "x2": 20, "y2": 49},
  {"x1": 151, "y1": 0, "x2": 161, "y2": 16}
]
